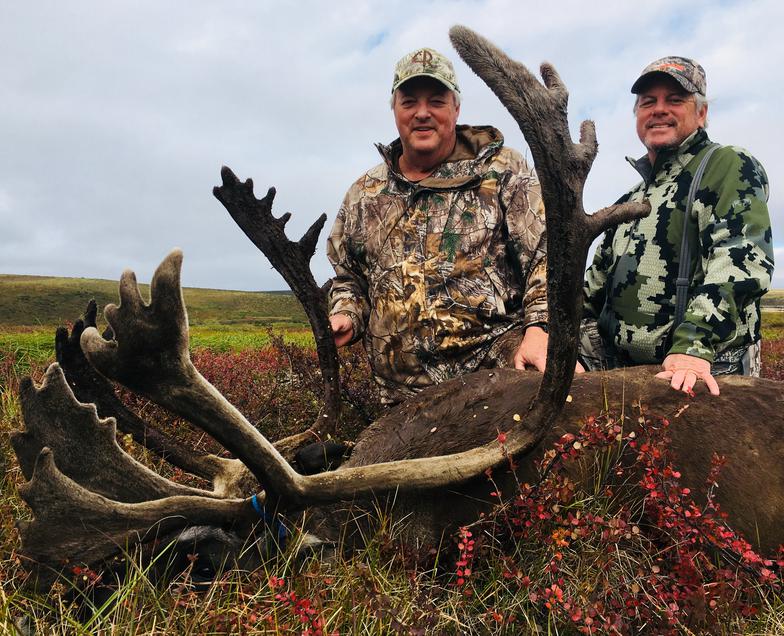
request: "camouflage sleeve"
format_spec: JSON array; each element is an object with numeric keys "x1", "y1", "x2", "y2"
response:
[
  {"x1": 582, "y1": 229, "x2": 614, "y2": 320},
  {"x1": 669, "y1": 148, "x2": 774, "y2": 361},
  {"x1": 326, "y1": 189, "x2": 371, "y2": 342},
  {"x1": 583, "y1": 190, "x2": 635, "y2": 320},
  {"x1": 501, "y1": 158, "x2": 548, "y2": 328}
]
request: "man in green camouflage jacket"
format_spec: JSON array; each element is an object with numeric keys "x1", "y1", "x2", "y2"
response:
[
  {"x1": 327, "y1": 48, "x2": 550, "y2": 404},
  {"x1": 582, "y1": 56, "x2": 774, "y2": 396}
]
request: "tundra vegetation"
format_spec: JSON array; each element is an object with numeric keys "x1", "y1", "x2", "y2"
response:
[{"x1": 2, "y1": 27, "x2": 784, "y2": 635}]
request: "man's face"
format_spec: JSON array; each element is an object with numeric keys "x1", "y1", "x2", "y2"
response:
[
  {"x1": 393, "y1": 77, "x2": 459, "y2": 163},
  {"x1": 635, "y1": 75, "x2": 707, "y2": 160}
]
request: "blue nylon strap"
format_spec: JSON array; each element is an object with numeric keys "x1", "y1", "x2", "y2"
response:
[
  {"x1": 250, "y1": 494, "x2": 288, "y2": 548},
  {"x1": 250, "y1": 493, "x2": 264, "y2": 517}
]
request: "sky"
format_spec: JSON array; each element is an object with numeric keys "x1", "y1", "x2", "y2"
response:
[{"x1": 2, "y1": 0, "x2": 782, "y2": 292}]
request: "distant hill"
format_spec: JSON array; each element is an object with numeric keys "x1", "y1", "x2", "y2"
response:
[
  {"x1": 2, "y1": 273, "x2": 780, "y2": 329},
  {"x1": 0, "y1": 274, "x2": 308, "y2": 328},
  {"x1": 763, "y1": 289, "x2": 784, "y2": 309}
]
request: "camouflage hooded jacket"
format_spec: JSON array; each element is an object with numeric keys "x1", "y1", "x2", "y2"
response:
[
  {"x1": 584, "y1": 128, "x2": 773, "y2": 365},
  {"x1": 327, "y1": 125, "x2": 548, "y2": 403}
]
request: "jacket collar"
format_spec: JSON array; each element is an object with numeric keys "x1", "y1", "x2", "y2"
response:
[
  {"x1": 376, "y1": 125, "x2": 505, "y2": 189},
  {"x1": 626, "y1": 128, "x2": 711, "y2": 184}
]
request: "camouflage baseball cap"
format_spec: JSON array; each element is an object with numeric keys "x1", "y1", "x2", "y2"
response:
[
  {"x1": 391, "y1": 47, "x2": 460, "y2": 94},
  {"x1": 631, "y1": 56, "x2": 706, "y2": 96}
]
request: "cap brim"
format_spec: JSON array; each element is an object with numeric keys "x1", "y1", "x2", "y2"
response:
[
  {"x1": 630, "y1": 70, "x2": 701, "y2": 95},
  {"x1": 392, "y1": 72, "x2": 459, "y2": 94}
]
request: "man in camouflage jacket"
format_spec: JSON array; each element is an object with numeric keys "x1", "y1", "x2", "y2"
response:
[
  {"x1": 327, "y1": 48, "x2": 549, "y2": 404},
  {"x1": 582, "y1": 56, "x2": 773, "y2": 396}
]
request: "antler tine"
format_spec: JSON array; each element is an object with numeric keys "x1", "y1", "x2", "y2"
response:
[
  {"x1": 299, "y1": 213, "x2": 328, "y2": 262},
  {"x1": 79, "y1": 251, "x2": 303, "y2": 497},
  {"x1": 11, "y1": 364, "x2": 215, "y2": 502},
  {"x1": 213, "y1": 167, "x2": 340, "y2": 440},
  {"x1": 55, "y1": 301, "x2": 248, "y2": 492},
  {"x1": 449, "y1": 27, "x2": 574, "y2": 176},
  {"x1": 18, "y1": 447, "x2": 254, "y2": 589},
  {"x1": 448, "y1": 26, "x2": 648, "y2": 226}
]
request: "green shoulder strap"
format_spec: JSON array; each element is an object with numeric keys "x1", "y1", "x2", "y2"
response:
[{"x1": 673, "y1": 143, "x2": 721, "y2": 328}]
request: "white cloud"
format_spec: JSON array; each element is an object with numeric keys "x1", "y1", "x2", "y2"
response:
[{"x1": 1, "y1": 0, "x2": 781, "y2": 290}]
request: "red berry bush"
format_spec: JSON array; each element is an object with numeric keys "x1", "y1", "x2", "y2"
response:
[{"x1": 455, "y1": 413, "x2": 782, "y2": 634}]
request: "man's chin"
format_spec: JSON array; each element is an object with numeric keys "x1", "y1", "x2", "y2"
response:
[
  {"x1": 407, "y1": 142, "x2": 438, "y2": 155},
  {"x1": 645, "y1": 140, "x2": 678, "y2": 155}
]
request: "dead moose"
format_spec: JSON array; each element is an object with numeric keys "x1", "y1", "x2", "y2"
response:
[{"x1": 11, "y1": 27, "x2": 784, "y2": 590}]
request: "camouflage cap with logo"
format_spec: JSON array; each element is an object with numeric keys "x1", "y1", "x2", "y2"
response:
[
  {"x1": 631, "y1": 56, "x2": 706, "y2": 96},
  {"x1": 391, "y1": 47, "x2": 460, "y2": 94}
]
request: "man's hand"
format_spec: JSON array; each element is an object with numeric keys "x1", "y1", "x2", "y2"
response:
[
  {"x1": 656, "y1": 353, "x2": 720, "y2": 396},
  {"x1": 513, "y1": 325, "x2": 586, "y2": 373},
  {"x1": 329, "y1": 313, "x2": 354, "y2": 347}
]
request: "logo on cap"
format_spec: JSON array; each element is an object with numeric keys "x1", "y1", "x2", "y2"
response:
[
  {"x1": 654, "y1": 62, "x2": 685, "y2": 72},
  {"x1": 391, "y1": 47, "x2": 460, "y2": 94},
  {"x1": 631, "y1": 56, "x2": 706, "y2": 96},
  {"x1": 411, "y1": 49, "x2": 435, "y2": 67}
]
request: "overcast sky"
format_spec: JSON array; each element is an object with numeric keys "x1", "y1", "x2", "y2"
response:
[{"x1": 2, "y1": 0, "x2": 782, "y2": 292}]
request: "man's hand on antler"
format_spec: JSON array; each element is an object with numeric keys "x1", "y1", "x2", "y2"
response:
[
  {"x1": 656, "y1": 353, "x2": 720, "y2": 396},
  {"x1": 514, "y1": 325, "x2": 585, "y2": 374},
  {"x1": 330, "y1": 313, "x2": 354, "y2": 347}
]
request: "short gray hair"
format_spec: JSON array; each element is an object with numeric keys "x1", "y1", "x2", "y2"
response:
[{"x1": 390, "y1": 88, "x2": 461, "y2": 109}]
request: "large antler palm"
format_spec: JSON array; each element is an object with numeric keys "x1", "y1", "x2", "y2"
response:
[{"x1": 52, "y1": 299, "x2": 249, "y2": 493}]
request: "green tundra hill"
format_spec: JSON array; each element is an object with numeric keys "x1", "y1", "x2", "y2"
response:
[{"x1": 0, "y1": 274, "x2": 308, "y2": 328}]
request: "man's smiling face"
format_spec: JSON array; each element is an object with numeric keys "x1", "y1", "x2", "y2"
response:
[
  {"x1": 635, "y1": 74, "x2": 707, "y2": 161},
  {"x1": 393, "y1": 76, "x2": 459, "y2": 167}
]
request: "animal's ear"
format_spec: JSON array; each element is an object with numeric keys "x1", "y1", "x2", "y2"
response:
[{"x1": 293, "y1": 441, "x2": 351, "y2": 475}]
